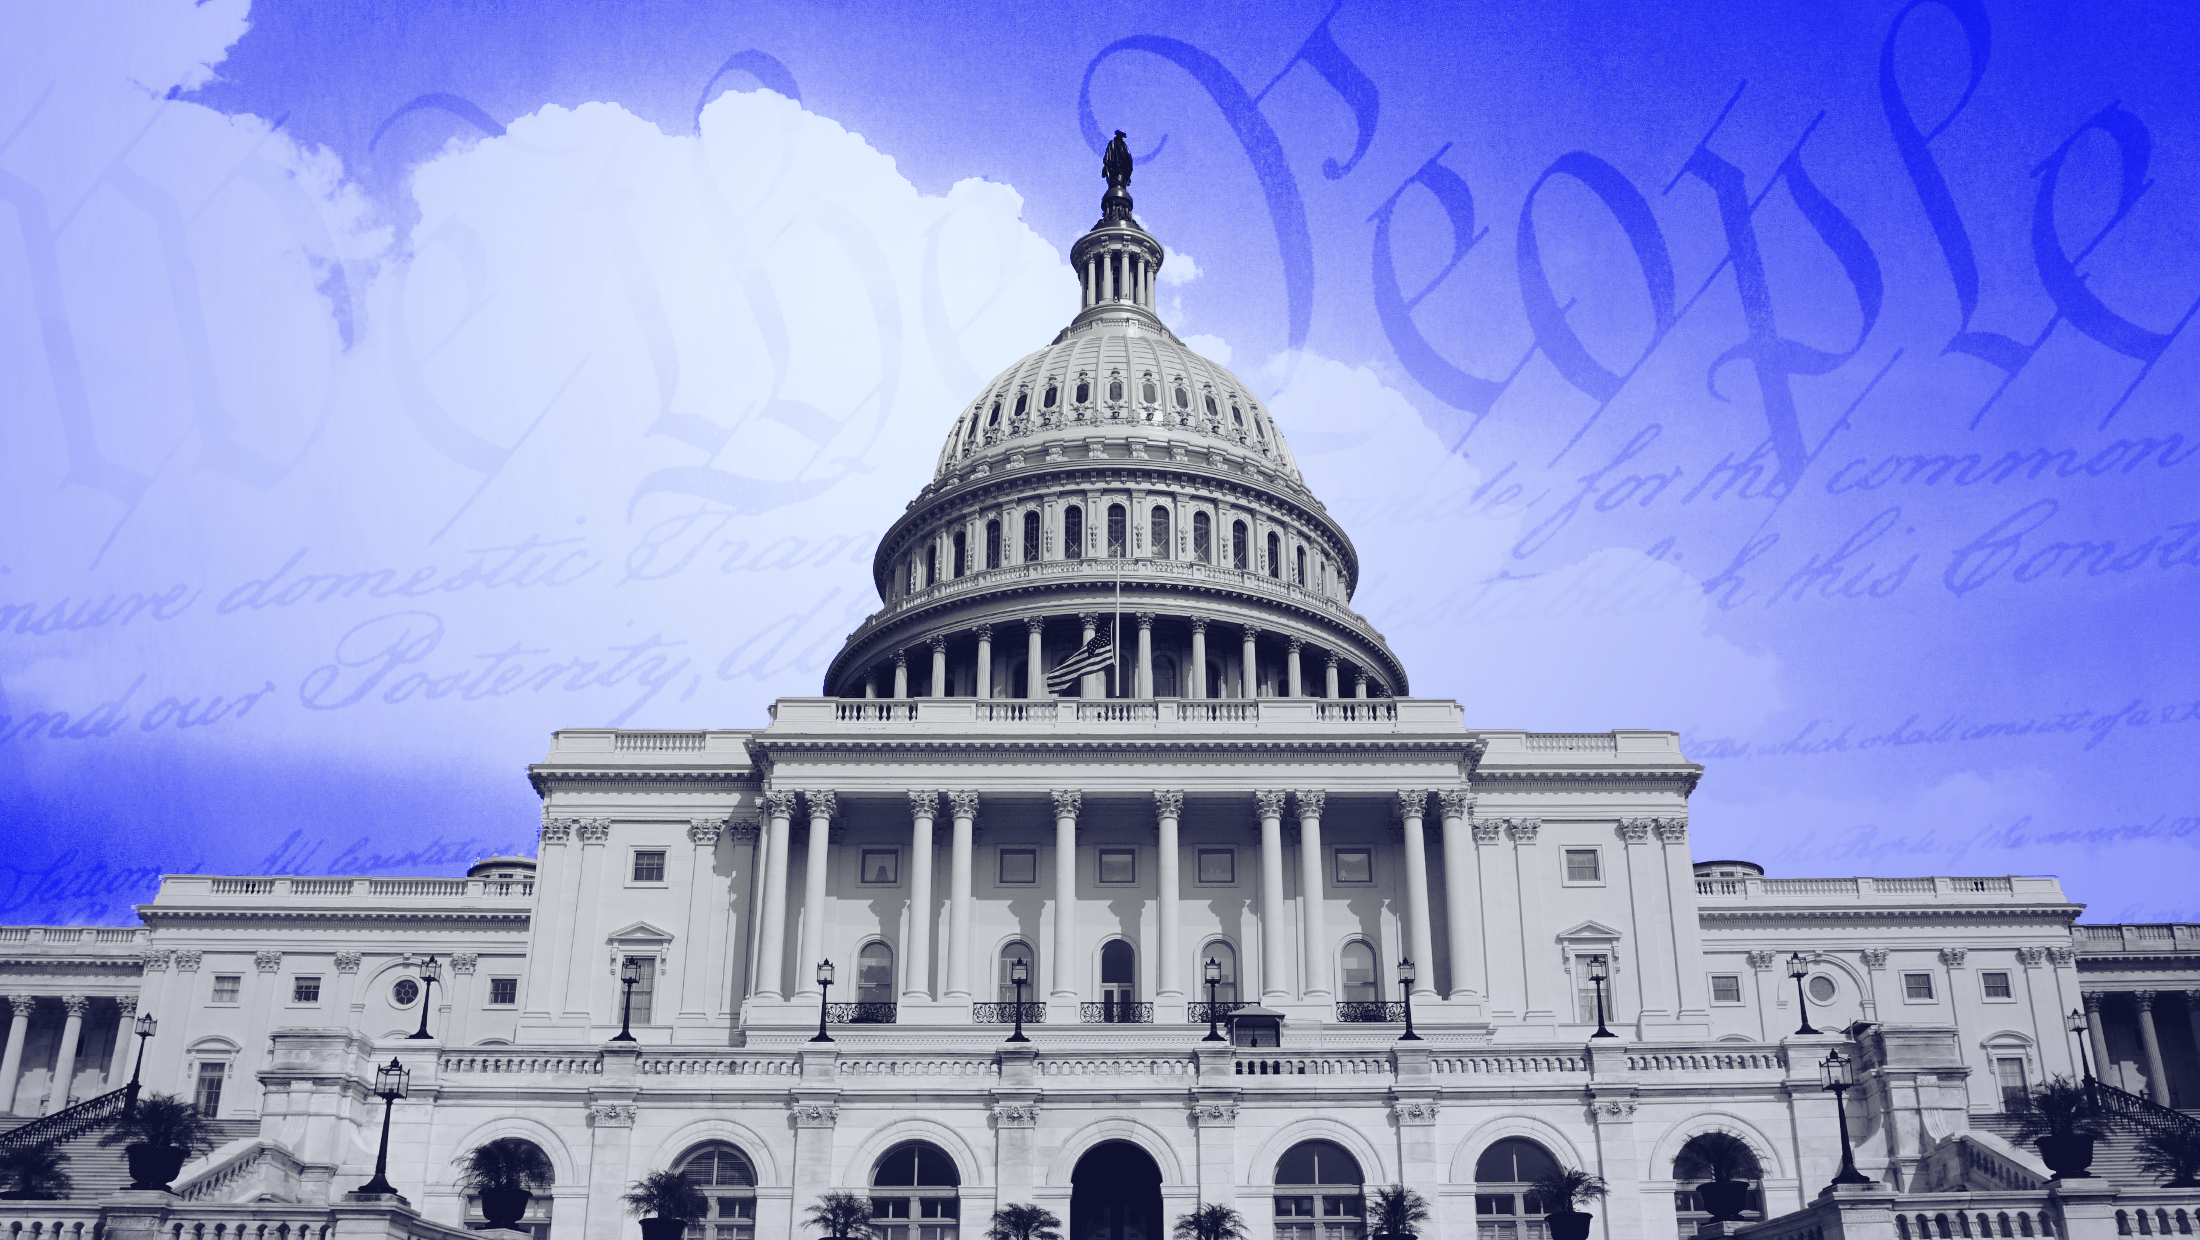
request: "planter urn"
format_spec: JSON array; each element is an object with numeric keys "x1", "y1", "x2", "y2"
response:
[
  {"x1": 124, "y1": 1143, "x2": 191, "y2": 1192},
  {"x1": 1697, "y1": 1181, "x2": 1752, "y2": 1222},
  {"x1": 2035, "y1": 1134, "x2": 2096, "y2": 1181},
  {"x1": 640, "y1": 1218, "x2": 690, "y2": 1240},
  {"x1": 1549, "y1": 1212, "x2": 1594, "y2": 1240},
  {"x1": 479, "y1": 1187, "x2": 533, "y2": 1228}
]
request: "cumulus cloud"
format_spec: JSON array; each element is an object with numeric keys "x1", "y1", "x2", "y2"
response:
[{"x1": 1158, "y1": 246, "x2": 1201, "y2": 285}]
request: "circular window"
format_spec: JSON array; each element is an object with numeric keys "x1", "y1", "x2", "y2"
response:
[
  {"x1": 393, "y1": 978, "x2": 420, "y2": 1006},
  {"x1": 1807, "y1": 975, "x2": 1837, "y2": 1003}
]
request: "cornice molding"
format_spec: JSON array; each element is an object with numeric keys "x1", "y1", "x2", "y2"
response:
[{"x1": 138, "y1": 909, "x2": 533, "y2": 925}]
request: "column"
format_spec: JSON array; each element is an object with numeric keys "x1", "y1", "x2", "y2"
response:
[
  {"x1": 105, "y1": 996, "x2": 137, "y2": 1088},
  {"x1": 905, "y1": 793, "x2": 938, "y2": 1003},
  {"x1": 1079, "y1": 612, "x2": 1101, "y2": 698},
  {"x1": 1190, "y1": 619, "x2": 1209, "y2": 698},
  {"x1": 0, "y1": 996, "x2": 32, "y2": 1114},
  {"x1": 1027, "y1": 617, "x2": 1048, "y2": 699},
  {"x1": 1136, "y1": 614, "x2": 1155, "y2": 697},
  {"x1": 1050, "y1": 791, "x2": 1082, "y2": 1008},
  {"x1": 1354, "y1": 674, "x2": 1367, "y2": 700},
  {"x1": 946, "y1": 792, "x2": 980, "y2": 1002},
  {"x1": 1286, "y1": 638, "x2": 1304, "y2": 697},
  {"x1": 680, "y1": 820, "x2": 723, "y2": 1020},
  {"x1": 2135, "y1": 991, "x2": 2172, "y2": 1106},
  {"x1": 893, "y1": 651, "x2": 909, "y2": 699},
  {"x1": 864, "y1": 675, "x2": 876, "y2": 699},
  {"x1": 1397, "y1": 792, "x2": 1438, "y2": 1000},
  {"x1": 1296, "y1": 791, "x2": 1329, "y2": 1000},
  {"x1": 562, "y1": 820, "x2": 610, "y2": 1019},
  {"x1": 1156, "y1": 792, "x2": 1184, "y2": 1009},
  {"x1": 527, "y1": 817, "x2": 576, "y2": 1018},
  {"x1": 974, "y1": 626, "x2": 993, "y2": 699},
  {"x1": 1324, "y1": 654, "x2": 1340, "y2": 700},
  {"x1": 2187, "y1": 992, "x2": 2200, "y2": 1089},
  {"x1": 1439, "y1": 788, "x2": 1483, "y2": 1002},
  {"x1": 46, "y1": 995, "x2": 87, "y2": 1112},
  {"x1": 1242, "y1": 625, "x2": 1260, "y2": 698},
  {"x1": 794, "y1": 792, "x2": 838, "y2": 1000},
  {"x1": 2083, "y1": 992, "x2": 2112, "y2": 1085},
  {"x1": 755, "y1": 791, "x2": 797, "y2": 999},
  {"x1": 930, "y1": 636, "x2": 948, "y2": 698},
  {"x1": 1256, "y1": 790, "x2": 1290, "y2": 1004}
]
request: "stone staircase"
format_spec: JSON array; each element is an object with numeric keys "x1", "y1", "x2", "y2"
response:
[
  {"x1": 1966, "y1": 1110, "x2": 2179, "y2": 1188},
  {"x1": 0, "y1": 1116, "x2": 260, "y2": 1200}
]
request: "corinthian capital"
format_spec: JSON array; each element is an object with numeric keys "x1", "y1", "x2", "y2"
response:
[
  {"x1": 1397, "y1": 790, "x2": 1429, "y2": 821},
  {"x1": 1437, "y1": 787, "x2": 1474, "y2": 819},
  {"x1": 950, "y1": 790, "x2": 982, "y2": 820},
  {"x1": 1051, "y1": 790, "x2": 1083, "y2": 819},
  {"x1": 805, "y1": 790, "x2": 839, "y2": 821},
  {"x1": 1153, "y1": 790, "x2": 1185, "y2": 821},
  {"x1": 764, "y1": 789, "x2": 801, "y2": 820},
  {"x1": 1295, "y1": 790, "x2": 1326, "y2": 819},
  {"x1": 908, "y1": 790, "x2": 940, "y2": 820},
  {"x1": 1254, "y1": 790, "x2": 1289, "y2": 820}
]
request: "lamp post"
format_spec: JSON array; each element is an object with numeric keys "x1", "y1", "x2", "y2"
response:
[
  {"x1": 124, "y1": 1011, "x2": 156, "y2": 1116},
  {"x1": 405, "y1": 955, "x2": 442, "y2": 1040},
  {"x1": 810, "y1": 960, "x2": 835, "y2": 1044},
  {"x1": 1789, "y1": 953, "x2": 1820, "y2": 1036},
  {"x1": 1819, "y1": 1049, "x2": 1874, "y2": 1188},
  {"x1": 1397, "y1": 958, "x2": 1423, "y2": 1042},
  {"x1": 611, "y1": 957, "x2": 641, "y2": 1042},
  {"x1": 1588, "y1": 955, "x2": 1616, "y2": 1039},
  {"x1": 355, "y1": 1057, "x2": 411, "y2": 1198},
  {"x1": 1006, "y1": 957, "x2": 1031, "y2": 1044},
  {"x1": 2067, "y1": 1008, "x2": 2096, "y2": 1081},
  {"x1": 1202, "y1": 957, "x2": 1225, "y2": 1043}
]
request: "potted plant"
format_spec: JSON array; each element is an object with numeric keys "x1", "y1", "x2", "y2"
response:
[
  {"x1": 2006, "y1": 1077, "x2": 2108, "y2": 1180},
  {"x1": 98, "y1": 1092, "x2": 218, "y2": 1192},
  {"x1": 2136, "y1": 1127, "x2": 2200, "y2": 1188},
  {"x1": 988, "y1": 1203, "x2": 1064, "y2": 1240},
  {"x1": 624, "y1": 1169, "x2": 708, "y2": 1240},
  {"x1": 1364, "y1": 1185, "x2": 1431, "y2": 1240},
  {"x1": 0, "y1": 1141, "x2": 73, "y2": 1200},
  {"x1": 1171, "y1": 1203, "x2": 1249, "y2": 1240},
  {"x1": 1532, "y1": 1167, "x2": 1610, "y2": 1240},
  {"x1": 1677, "y1": 1133, "x2": 1759, "y2": 1222},
  {"x1": 461, "y1": 1137, "x2": 555, "y2": 1229},
  {"x1": 806, "y1": 1190, "x2": 879, "y2": 1239}
]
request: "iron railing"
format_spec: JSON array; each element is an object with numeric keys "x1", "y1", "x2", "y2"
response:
[
  {"x1": 1080, "y1": 1000, "x2": 1154, "y2": 1024},
  {"x1": 1335, "y1": 1001, "x2": 1409, "y2": 1023},
  {"x1": 824, "y1": 1002, "x2": 897, "y2": 1025},
  {"x1": 2088, "y1": 1076, "x2": 2200, "y2": 1141},
  {"x1": 971, "y1": 1002, "x2": 1047, "y2": 1025},
  {"x1": 0, "y1": 1085, "x2": 132, "y2": 1152},
  {"x1": 1188, "y1": 1001, "x2": 1247, "y2": 1023}
]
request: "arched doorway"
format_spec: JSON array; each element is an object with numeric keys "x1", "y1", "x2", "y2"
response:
[
  {"x1": 1475, "y1": 1137, "x2": 1561, "y2": 1240},
  {"x1": 871, "y1": 1141, "x2": 961, "y2": 1240},
  {"x1": 1276, "y1": 1140, "x2": 1364, "y2": 1240},
  {"x1": 1071, "y1": 1140, "x2": 1162, "y2": 1240}
]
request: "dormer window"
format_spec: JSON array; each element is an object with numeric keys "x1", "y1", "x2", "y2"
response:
[
  {"x1": 1141, "y1": 378, "x2": 1158, "y2": 404},
  {"x1": 1174, "y1": 384, "x2": 1189, "y2": 408},
  {"x1": 1013, "y1": 391, "x2": 1028, "y2": 417},
  {"x1": 1204, "y1": 394, "x2": 1218, "y2": 417},
  {"x1": 1108, "y1": 378, "x2": 1124, "y2": 402},
  {"x1": 1076, "y1": 377, "x2": 1091, "y2": 404},
  {"x1": 1044, "y1": 384, "x2": 1058, "y2": 408},
  {"x1": 987, "y1": 400, "x2": 1001, "y2": 427}
]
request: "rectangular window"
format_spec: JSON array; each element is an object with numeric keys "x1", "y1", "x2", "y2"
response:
[
  {"x1": 632, "y1": 850, "x2": 667, "y2": 883},
  {"x1": 1098, "y1": 849, "x2": 1136, "y2": 884},
  {"x1": 1575, "y1": 954, "x2": 1613, "y2": 1024},
  {"x1": 1564, "y1": 849, "x2": 1602, "y2": 882},
  {"x1": 194, "y1": 1062, "x2": 226, "y2": 1116},
  {"x1": 489, "y1": 977, "x2": 519, "y2": 1005},
  {"x1": 1994, "y1": 1057, "x2": 2028, "y2": 1110},
  {"x1": 1981, "y1": 971, "x2": 2013, "y2": 999},
  {"x1": 861, "y1": 849, "x2": 900, "y2": 884},
  {"x1": 624, "y1": 955, "x2": 656, "y2": 1025},
  {"x1": 1903, "y1": 972, "x2": 1936, "y2": 1001},
  {"x1": 998, "y1": 849, "x2": 1037, "y2": 884},
  {"x1": 1197, "y1": 849, "x2": 1235, "y2": 884},
  {"x1": 291, "y1": 976, "x2": 321, "y2": 1004},
  {"x1": 211, "y1": 975, "x2": 240, "y2": 1003},
  {"x1": 1333, "y1": 850, "x2": 1372, "y2": 884},
  {"x1": 1711, "y1": 974, "x2": 1743, "y2": 1004},
  {"x1": 1277, "y1": 1199, "x2": 1317, "y2": 1218}
]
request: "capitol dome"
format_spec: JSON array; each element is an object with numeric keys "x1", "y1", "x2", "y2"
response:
[{"x1": 821, "y1": 144, "x2": 1407, "y2": 701}]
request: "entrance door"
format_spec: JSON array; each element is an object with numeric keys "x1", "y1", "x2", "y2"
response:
[
  {"x1": 1098, "y1": 940, "x2": 1136, "y2": 1022},
  {"x1": 1071, "y1": 1141, "x2": 1161, "y2": 1240}
]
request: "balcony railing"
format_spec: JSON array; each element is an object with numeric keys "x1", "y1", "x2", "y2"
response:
[
  {"x1": 1080, "y1": 1000, "x2": 1154, "y2": 1024},
  {"x1": 825, "y1": 1002, "x2": 898, "y2": 1025},
  {"x1": 1335, "y1": 1001, "x2": 1408, "y2": 1023},
  {"x1": 971, "y1": 1002, "x2": 1047, "y2": 1024},
  {"x1": 1188, "y1": 1000, "x2": 1247, "y2": 1023}
]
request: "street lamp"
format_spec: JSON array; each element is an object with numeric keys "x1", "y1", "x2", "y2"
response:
[
  {"x1": 1397, "y1": 958, "x2": 1422, "y2": 1042},
  {"x1": 1788, "y1": 953, "x2": 1820, "y2": 1036},
  {"x1": 1201, "y1": 957, "x2": 1226, "y2": 1043},
  {"x1": 810, "y1": 959, "x2": 835, "y2": 1044},
  {"x1": 2066, "y1": 1009, "x2": 2096, "y2": 1082},
  {"x1": 611, "y1": 957, "x2": 641, "y2": 1042},
  {"x1": 405, "y1": 955, "x2": 442, "y2": 1040},
  {"x1": 355, "y1": 1057, "x2": 411, "y2": 1198},
  {"x1": 124, "y1": 1011, "x2": 156, "y2": 1116},
  {"x1": 1588, "y1": 955, "x2": 1616, "y2": 1039},
  {"x1": 1818, "y1": 1049, "x2": 1874, "y2": 1188},
  {"x1": 1006, "y1": 956, "x2": 1031, "y2": 1044}
]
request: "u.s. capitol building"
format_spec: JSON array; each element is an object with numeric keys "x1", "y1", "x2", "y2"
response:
[{"x1": 5, "y1": 153, "x2": 2195, "y2": 1240}]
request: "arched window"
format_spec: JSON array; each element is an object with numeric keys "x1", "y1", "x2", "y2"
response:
[
  {"x1": 1295, "y1": 546, "x2": 1307, "y2": 585},
  {"x1": 1200, "y1": 941, "x2": 1238, "y2": 1003},
  {"x1": 924, "y1": 544, "x2": 938, "y2": 587},
  {"x1": 1108, "y1": 378, "x2": 1124, "y2": 402},
  {"x1": 1193, "y1": 512, "x2": 1213, "y2": 563},
  {"x1": 1022, "y1": 512, "x2": 1041, "y2": 563},
  {"x1": 985, "y1": 520, "x2": 1001, "y2": 570},
  {"x1": 675, "y1": 1142, "x2": 755, "y2": 1240},
  {"x1": 462, "y1": 1139, "x2": 557, "y2": 1239},
  {"x1": 1174, "y1": 384, "x2": 1189, "y2": 409},
  {"x1": 1339, "y1": 941, "x2": 1378, "y2": 1001},
  {"x1": 1044, "y1": 384, "x2": 1059, "y2": 409},
  {"x1": 1153, "y1": 654, "x2": 1178, "y2": 698},
  {"x1": 1276, "y1": 1140, "x2": 1364, "y2": 1240},
  {"x1": 952, "y1": 531, "x2": 967, "y2": 578},
  {"x1": 962, "y1": 415, "x2": 978, "y2": 449},
  {"x1": 872, "y1": 1142, "x2": 960, "y2": 1240},
  {"x1": 1266, "y1": 532, "x2": 1282, "y2": 578},
  {"x1": 1014, "y1": 391, "x2": 1028, "y2": 417},
  {"x1": 1254, "y1": 414, "x2": 1269, "y2": 442},
  {"x1": 998, "y1": 941, "x2": 1036, "y2": 1001},
  {"x1": 1231, "y1": 405, "x2": 1246, "y2": 438},
  {"x1": 1076, "y1": 377, "x2": 1091, "y2": 404},
  {"x1": 1475, "y1": 1138, "x2": 1562, "y2": 1240},
  {"x1": 1107, "y1": 504, "x2": 1127, "y2": 557},
  {"x1": 1096, "y1": 940, "x2": 1137, "y2": 1021},
  {"x1": 987, "y1": 399, "x2": 1001, "y2": 429},
  {"x1": 1151, "y1": 506, "x2": 1171, "y2": 560},
  {"x1": 1065, "y1": 506, "x2": 1084, "y2": 559},
  {"x1": 1204, "y1": 394, "x2": 1218, "y2": 417},
  {"x1": 856, "y1": 941, "x2": 894, "y2": 1004},
  {"x1": 1232, "y1": 521, "x2": 1249, "y2": 570},
  {"x1": 1141, "y1": 377, "x2": 1158, "y2": 404},
  {"x1": 1674, "y1": 1134, "x2": 1764, "y2": 1231}
]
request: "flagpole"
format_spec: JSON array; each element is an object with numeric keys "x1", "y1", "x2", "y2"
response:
[{"x1": 1113, "y1": 572, "x2": 1122, "y2": 699}]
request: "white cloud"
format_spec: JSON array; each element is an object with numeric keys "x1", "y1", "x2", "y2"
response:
[
  {"x1": 1181, "y1": 334, "x2": 1232, "y2": 367},
  {"x1": 1158, "y1": 246, "x2": 1201, "y2": 285}
]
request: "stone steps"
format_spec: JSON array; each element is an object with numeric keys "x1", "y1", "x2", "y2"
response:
[{"x1": 0, "y1": 1117, "x2": 260, "y2": 1200}]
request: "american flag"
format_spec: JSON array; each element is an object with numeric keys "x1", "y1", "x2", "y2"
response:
[{"x1": 1045, "y1": 629, "x2": 1116, "y2": 692}]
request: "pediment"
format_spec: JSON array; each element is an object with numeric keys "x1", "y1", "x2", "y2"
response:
[
  {"x1": 1557, "y1": 920, "x2": 1624, "y2": 941},
  {"x1": 605, "y1": 921, "x2": 675, "y2": 943}
]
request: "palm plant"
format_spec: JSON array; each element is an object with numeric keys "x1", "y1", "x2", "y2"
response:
[
  {"x1": 460, "y1": 1139, "x2": 556, "y2": 1192},
  {"x1": 2136, "y1": 1127, "x2": 2200, "y2": 1188},
  {"x1": 1172, "y1": 1203, "x2": 1250, "y2": 1240},
  {"x1": 2003, "y1": 1077, "x2": 2108, "y2": 1144},
  {"x1": 1675, "y1": 1133, "x2": 1759, "y2": 1184},
  {"x1": 1364, "y1": 1185, "x2": 1431, "y2": 1237},
  {"x1": 98, "y1": 1093, "x2": 218, "y2": 1155},
  {"x1": 0, "y1": 1141, "x2": 73, "y2": 1200},
  {"x1": 988, "y1": 1203, "x2": 1063, "y2": 1240},
  {"x1": 1531, "y1": 1168, "x2": 1610, "y2": 1215},
  {"x1": 623, "y1": 1170, "x2": 709, "y2": 1221},
  {"x1": 807, "y1": 1190, "x2": 878, "y2": 1240}
]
